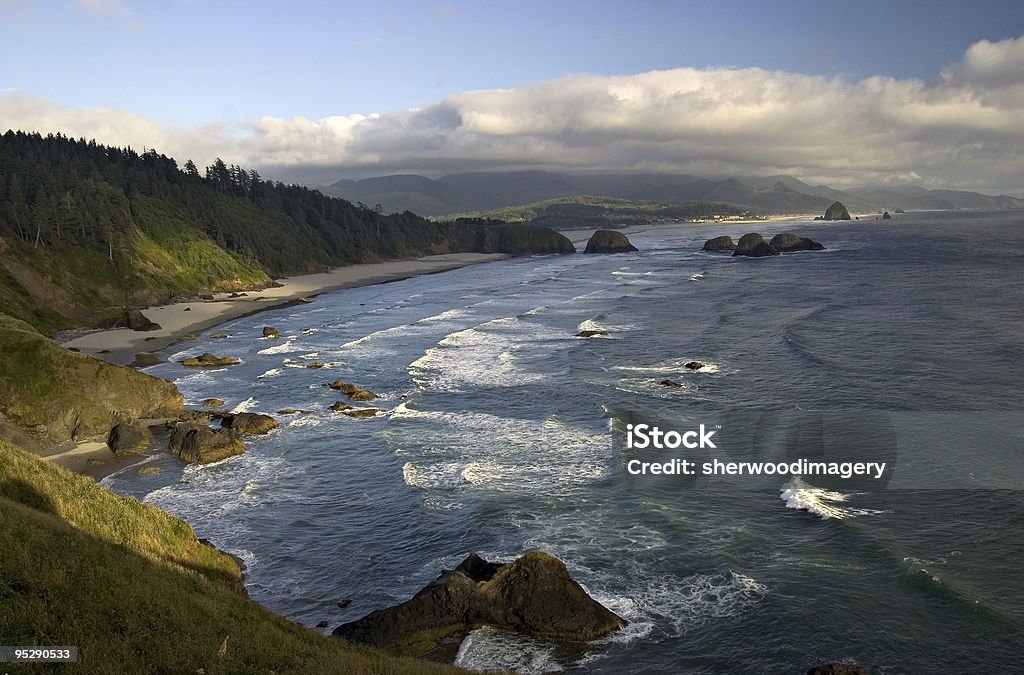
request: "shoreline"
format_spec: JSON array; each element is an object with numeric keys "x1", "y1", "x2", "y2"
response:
[{"x1": 60, "y1": 252, "x2": 510, "y2": 366}]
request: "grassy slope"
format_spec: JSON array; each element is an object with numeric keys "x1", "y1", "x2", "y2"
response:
[
  {"x1": 0, "y1": 440, "x2": 460, "y2": 674},
  {"x1": 0, "y1": 315, "x2": 183, "y2": 446}
]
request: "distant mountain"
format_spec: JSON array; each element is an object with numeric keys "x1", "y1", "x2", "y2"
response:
[{"x1": 323, "y1": 170, "x2": 1022, "y2": 218}]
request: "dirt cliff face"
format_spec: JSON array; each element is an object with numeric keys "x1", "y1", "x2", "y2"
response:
[{"x1": 0, "y1": 314, "x2": 183, "y2": 446}]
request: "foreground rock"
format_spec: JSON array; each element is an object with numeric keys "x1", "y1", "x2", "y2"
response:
[
  {"x1": 106, "y1": 422, "x2": 152, "y2": 456},
  {"x1": 329, "y1": 380, "x2": 377, "y2": 401},
  {"x1": 217, "y1": 412, "x2": 278, "y2": 435},
  {"x1": 702, "y1": 235, "x2": 736, "y2": 251},
  {"x1": 126, "y1": 308, "x2": 161, "y2": 331},
  {"x1": 334, "y1": 551, "x2": 625, "y2": 657},
  {"x1": 823, "y1": 201, "x2": 851, "y2": 220},
  {"x1": 584, "y1": 229, "x2": 638, "y2": 254},
  {"x1": 169, "y1": 423, "x2": 245, "y2": 464},
  {"x1": 202, "y1": 398, "x2": 225, "y2": 408},
  {"x1": 180, "y1": 352, "x2": 240, "y2": 367},
  {"x1": 768, "y1": 232, "x2": 825, "y2": 252},
  {"x1": 732, "y1": 233, "x2": 779, "y2": 257}
]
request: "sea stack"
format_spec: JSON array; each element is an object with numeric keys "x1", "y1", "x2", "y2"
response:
[
  {"x1": 584, "y1": 229, "x2": 638, "y2": 254},
  {"x1": 702, "y1": 235, "x2": 736, "y2": 252},
  {"x1": 768, "y1": 232, "x2": 825, "y2": 252},
  {"x1": 732, "y1": 233, "x2": 780, "y2": 257},
  {"x1": 823, "y1": 201, "x2": 851, "y2": 220}
]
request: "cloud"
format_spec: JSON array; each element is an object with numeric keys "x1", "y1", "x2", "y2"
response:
[{"x1": 3, "y1": 35, "x2": 1024, "y2": 192}]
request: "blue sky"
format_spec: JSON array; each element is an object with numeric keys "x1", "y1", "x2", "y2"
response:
[{"x1": 3, "y1": 1, "x2": 1024, "y2": 191}]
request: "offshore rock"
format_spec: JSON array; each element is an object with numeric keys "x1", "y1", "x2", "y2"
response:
[
  {"x1": 583, "y1": 229, "x2": 639, "y2": 254},
  {"x1": 732, "y1": 233, "x2": 779, "y2": 257},
  {"x1": 768, "y1": 232, "x2": 825, "y2": 252}
]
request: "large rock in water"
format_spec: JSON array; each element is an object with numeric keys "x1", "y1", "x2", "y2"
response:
[
  {"x1": 732, "y1": 233, "x2": 780, "y2": 257},
  {"x1": 180, "y1": 352, "x2": 240, "y2": 367},
  {"x1": 584, "y1": 229, "x2": 638, "y2": 254},
  {"x1": 168, "y1": 423, "x2": 245, "y2": 464},
  {"x1": 333, "y1": 551, "x2": 625, "y2": 656},
  {"x1": 824, "y1": 201, "x2": 851, "y2": 220},
  {"x1": 217, "y1": 412, "x2": 278, "y2": 435},
  {"x1": 769, "y1": 232, "x2": 825, "y2": 252},
  {"x1": 702, "y1": 235, "x2": 736, "y2": 251}
]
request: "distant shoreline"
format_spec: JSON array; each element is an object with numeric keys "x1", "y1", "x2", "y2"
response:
[{"x1": 60, "y1": 253, "x2": 511, "y2": 366}]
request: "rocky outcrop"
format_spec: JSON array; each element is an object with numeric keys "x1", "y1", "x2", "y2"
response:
[
  {"x1": 661, "y1": 379, "x2": 682, "y2": 388},
  {"x1": 0, "y1": 315, "x2": 183, "y2": 446},
  {"x1": 334, "y1": 551, "x2": 625, "y2": 656},
  {"x1": 329, "y1": 401, "x2": 353, "y2": 412},
  {"x1": 806, "y1": 665, "x2": 870, "y2": 675},
  {"x1": 342, "y1": 408, "x2": 380, "y2": 418},
  {"x1": 454, "y1": 223, "x2": 576, "y2": 255},
  {"x1": 180, "y1": 353, "x2": 240, "y2": 367},
  {"x1": 583, "y1": 230, "x2": 638, "y2": 254},
  {"x1": 702, "y1": 235, "x2": 736, "y2": 251},
  {"x1": 329, "y1": 381, "x2": 377, "y2": 401},
  {"x1": 577, "y1": 330, "x2": 609, "y2": 338},
  {"x1": 217, "y1": 412, "x2": 278, "y2": 435},
  {"x1": 732, "y1": 233, "x2": 779, "y2": 257},
  {"x1": 106, "y1": 422, "x2": 152, "y2": 456},
  {"x1": 685, "y1": 361, "x2": 708, "y2": 370},
  {"x1": 202, "y1": 398, "x2": 225, "y2": 408},
  {"x1": 882, "y1": 211, "x2": 891, "y2": 220},
  {"x1": 168, "y1": 423, "x2": 245, "y2": 464},
  {"x1": 126, "y1": 309, "x2": 161, "y2": 331},
  {"x1": 824, "y1": 201, "x2": 851, "y2": 220},
  {"x1": 768, "y1": 232, "x2": 825, "y2": 252},
  {"x1": 262, "y1": 327, "x2": 279, "y2": 339}
]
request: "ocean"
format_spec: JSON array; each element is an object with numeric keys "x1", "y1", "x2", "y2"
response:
[{"x1": 102, "y1": 211, "x2": 1024, "y2": 673}]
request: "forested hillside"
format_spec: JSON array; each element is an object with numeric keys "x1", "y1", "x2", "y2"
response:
[{"x1": 0, "y1": 132, "x2": 569, "y2": 334}]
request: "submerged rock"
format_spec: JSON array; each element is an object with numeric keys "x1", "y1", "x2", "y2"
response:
[
  {"x1": 732, "y1": 233, "x2": 779, "y2": 257},
  {"x1": 342, "y1": 408, "x2": 380, "y2": 418},
  {"x1": 583, "y1": 229, "x2": 639, "y2": 254},
  {"x1": 702, "y1": 235, "x2": 736, "y2": 251},
  {"x1": 106, "y1": 422, "x2": 152, "y2": 456},
  {"x1": 218, "y1": 412, "x2": 278, "y2": 435},
  {"x1": 807, "y1": 665, "x2": 870, "y2": 675},
  {"x1": 684, "y1": 361, "x2": 708, "y2": 370},
  {"x1": 660, "y1": 379, "x2": 682, "y2": 388},
  {"x1": 180, "y1": 352, "x2": 240, "y2": 367},
  {"x1": 823, "y1": 201, "x2": 851, "y2": 220},
  {"x1": 768, "y1": 232, "x2": 825, "y2": 252},
  {"x1": 577, "y1": 330, "x2": 610, "y2": 338},
  {"x1": 333, "y1": 551, "x2": 625, "y2": 656},
  {"x1": 168, "y1": 423, "x2": 245, "y2": 464},
  {"x1": 262, "y1": 326, "x2": 280, "y2": 338},
  {"x1": 202, "y1": 398, "x2": 225, "y2": 408}
]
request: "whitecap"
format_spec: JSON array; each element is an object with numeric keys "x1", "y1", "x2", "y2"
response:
[
  {"x1": 257, "y1": 339, "x2": 299, "y2": 355},
  {"x1": 780, "y1": 477, "x2": 883, "y2": 519}
]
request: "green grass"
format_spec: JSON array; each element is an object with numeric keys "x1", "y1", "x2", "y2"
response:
[{"x1": 0, "y1": 440, "x2": 462, "y2": 674}]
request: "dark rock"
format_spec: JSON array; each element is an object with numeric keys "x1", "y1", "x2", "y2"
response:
[
  {"x1": 183, "y1": 307, "x2": 191, "y2": 312},
  {"x1": 807, "y1": 664, "x2": 870, "y2": 675},
  {"x1": 337, "y1": 598, "x2": 352, "y2": 609},
  {"x1": 333, "y1": 551, "x2": 625, "y2": 656},
  {"x1": 685, "y1": 361, "x2": 708, "y2": 370},
  {"x1": 199, "y1": 294, "x2": 215, "y2": 300},
  {"x1": 894, "y1": 208, "x2": 905, "y2": 214},
  {"x1": 201, "y1": 398, "x2": 225, "y2": 408},
  {"x1": 305, "y1": 362, "x2": 325, "y2": 369},
  {"x1": 262, "y1": 326, "x2": 279, "y2": 338},
  {"x1": 168, "y1": 423, "x2": 245, "y2": 464},
  {"x1": 297, "y1": 297, "x2": 312, "y2": 304},
  {"x1": 125, "y1": 308, "x2": 161, "y2": 331},
  {"x1": 106, "y1": 422, "x2": 152, "y2": 456},
  {"x1": 67, "y1": 347, "x2": 80, "y2": 352},
  {"x1": 702, "y1": 235, "x2": 736, "y2": 251},
  {"x1": 209, "y1": 333, "x2": 230, "y2": 339},
  {"x1": 583, "y1": 229, "x2": 638, "y2": 254},
  {"x1": 824, "y1": 201, "x2": 851, "y2": 220},
  {"x1": 175, "y1": 410, "x2": 216, "y2": 424},
  {"x1": 329, "y1": 380, "x2": 377, "y2": 400},
  {"x1": 660, "y1": 379, "x2": 682, "y2": 388},
  {"x1": 329, "y1": 401, "x2": 353, "y2": 412},
  {"x1": 180, "y1": 352, "x2": 240, "y2": 367},
  {"x1": 577, "y1": 330, "x2": 609, "y2": 338},
  {"x1": 343, "y1": 408, "x2": 380, "y2": 418},
  {"x1": 882, "y1": 211, "x2": 891, "y2": 219},
  {"x1": 228, "y1": 292, "x2": 247, "y2": 298},
  {"x1": 732, "y1": 233, "x2": 779, "y2": 257},
  {"x1": 316, "y1": 621, "x2": 329, "y2": 629},
  {"x1": 218, "y1": 412, "x2": 279, "y2": 435},
  {"x1": 768, "y1": 232, "x2": 825, "y2": 252}
]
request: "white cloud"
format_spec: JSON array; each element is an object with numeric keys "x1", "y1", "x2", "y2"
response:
[{"x1": 3, "y1": 35, "x2": 1024, "y2": 192}]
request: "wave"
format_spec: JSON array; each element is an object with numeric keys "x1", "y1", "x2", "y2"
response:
[
  {"x1": 231, "y1": 397, "x2": 259, "y2": 413},
  {"x1": 455, "y1": 627, "x2": 566, "y2": 674},
  {"x1": 257, "y1": 339, "x2": 299, "y2": 355},
  {"x1": 258, "y1": 368, "x2": 283, "y2": 378},
  {"x1": 780, "y1": 477, "x2": 883, "y2": 519}
]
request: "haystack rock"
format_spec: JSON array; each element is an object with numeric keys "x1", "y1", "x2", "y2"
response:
[
  {"x1": 333, "y1": 551, "x2": 625, "y2": 656},
  {"x1": 824, "y1": 201, "x2": 851, "y2": 220},
  {"x1": 768, "y1": 232, "x2": 825, "y2": 252},
  {"x1": 584, "y1": 229, "x2": 638, "y2": 254},
  {"x1": 702, "y1": 235, "x2": 736, "y2": 251},
  {"x1": 732, "y1": 233, "x2": 780, "y2": 257}
]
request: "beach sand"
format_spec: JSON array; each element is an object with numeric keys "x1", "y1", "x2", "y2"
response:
[{"x1": 61, "y1": 252, "x2": 509, "y2": 365}]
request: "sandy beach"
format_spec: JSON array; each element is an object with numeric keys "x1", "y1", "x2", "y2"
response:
[{"x1": 61, "y1": 252, "x2": 509, "y2": 366}]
